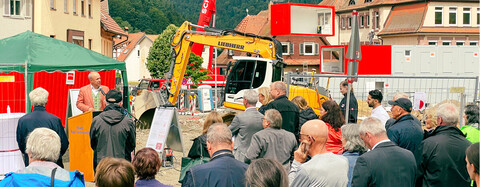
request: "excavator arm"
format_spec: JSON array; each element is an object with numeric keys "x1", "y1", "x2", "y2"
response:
[{"x1": 166, "y1": 21, "x2": 283, "y2": 105}]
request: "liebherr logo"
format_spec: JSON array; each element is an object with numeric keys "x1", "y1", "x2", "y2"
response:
[{"x1": 218, "y1": 42, "x2": 245, "y2": 50}]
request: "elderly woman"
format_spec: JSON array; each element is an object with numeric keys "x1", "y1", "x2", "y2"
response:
[
  {"x1": 466, "y1": 142, "x2": 479, "y2": 187},
  {"x1": 16, "y1": 87, "x2": 69, "y2": 167},
  {"x1": 258, "y1": 87, "x2": 273, "y2": 114},
  {"x1": 341, "y1": 124, "x2": 367, "y2": 187},
  {"x1": 0, "y1": 128, "x2": 84, "y2": 186},
  {"x1": 188, "y1": 111, "x2": 223, "y2": 159},
  {"x1": 132, "y1": 148, "x2": 171, "y2": 187}
]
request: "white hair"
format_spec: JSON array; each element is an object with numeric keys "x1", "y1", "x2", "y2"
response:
[
  {"x1": 272, "y1": 81, "x2": 286, "y2": 94},
  {"x1": 359, "y1": 117, "x2": 386, "y2": 137},
  {"x1": 26, "y1": 128, "x2": 61, "y2": 162},
  {"x1": 29, "y1": 87, "x2": 49, "y2": 106},
  {"x1": 265, "y1": 109, "x2": 282, "y2": 129},
  {"x1": 341, "y1": 123, "x2": 367, "y2": 152},
  {"x1": 437, "y1": 103, "x2": 459, "y2": 126},
  {"x1": 207, "y1": 123, "x2": 232, "y2": 145},
  {"x1": 393, "y1": 92, "x2": 409, "y2": 101},
  {"x1": 244, "y1": 89, "x2": 258, "y2": 105}
]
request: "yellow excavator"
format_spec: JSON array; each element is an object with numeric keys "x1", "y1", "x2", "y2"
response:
[
  {"x1": 163, "y1": 21, "x2": 328, "y2": 114},
  {"x1": 133, "y1": 21, "x2": 329, "y2": 125}
]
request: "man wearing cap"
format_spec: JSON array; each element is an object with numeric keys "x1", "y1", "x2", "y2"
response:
[
  {"x1": 90, "y1": 89, "x2": 136, "y2": 170},
  {"x1": 386, "y1": 98, "x2": 423, "y2": 153}
]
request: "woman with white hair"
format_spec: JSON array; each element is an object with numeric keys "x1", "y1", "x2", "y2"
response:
[
  {"x1": 341, "y1": 123, "x2": 367, "y2": 187},
  {"x1": 0, "y1": 128, "x2": 84, "y2": 186},
  {"x1": 16, "y1": 87, "x2": 69, "y2": 168}
]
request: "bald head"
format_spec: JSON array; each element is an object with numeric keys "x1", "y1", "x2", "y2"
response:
[
  {"x1": 88, "y1": 72, "x2": 101, "y2": 88},
  {"x1": 301, "y1": 119, "x2": 328, "y2": 142}
]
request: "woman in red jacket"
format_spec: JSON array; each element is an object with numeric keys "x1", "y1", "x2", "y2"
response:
[{"x1": 320, "y1": 100, "x2": 345, "y2": 154}]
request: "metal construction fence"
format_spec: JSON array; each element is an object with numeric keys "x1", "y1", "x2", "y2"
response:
[{"x1": 285, "y1": 73, "x2": 479, "y2": 106}]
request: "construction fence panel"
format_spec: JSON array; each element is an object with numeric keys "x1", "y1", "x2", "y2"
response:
[
  {"x1": 286, "y1": 73, "x2": 479, "y2": 106},
  {"x1": 177, "y1": 87, "x2": 225, "y2": 111}
]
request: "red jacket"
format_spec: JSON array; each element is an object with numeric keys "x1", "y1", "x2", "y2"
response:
[{"x1": 326, "y1": 122, "x2": 344, "y2": 154}]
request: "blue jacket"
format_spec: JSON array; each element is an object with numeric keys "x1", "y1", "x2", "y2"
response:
[
  {"x1": 16, "y1": 106, "x2": 69, "y2": 167},
  {"x1": 0, "y1": 170, "x2": 85, "y2": 187},
  {"x1": 387, "y1": 114, "x2": 423, "y2": 153},
  {"x1": 182, "y1": 149, "x2": 248, "y2": 187},
  {"x1": 343, "y1": 151, "x2": 361, "y2": 187}
]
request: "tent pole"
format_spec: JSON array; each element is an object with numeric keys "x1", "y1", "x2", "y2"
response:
[
  {"x1": 121, "y1": 70, "x2": 130, "y2": 113},
  {"x1": 24, "y1": 60, "x2": 28, "y2": 113}
]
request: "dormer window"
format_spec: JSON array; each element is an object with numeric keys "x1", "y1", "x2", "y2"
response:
[
  {"x1": 365, "y1": 0, "x2": 372, "y2": 3},
  {"x1": 349, "y1": 0, "x2": 356, "y2": 5}
]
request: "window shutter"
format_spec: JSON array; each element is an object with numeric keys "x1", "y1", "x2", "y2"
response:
[
  {"x1": 26, "y1": 0, "x2": 31, "y2": 17},
  {"x1": 314, "y1": 43, "x2": 319, "y2": 55},
  {"x1": 299, "y1": 43, "x2": 304, "y2": 55},
  {"x1": 289, "y1": 43, "x2": 294, "y2": 55},
  {"x1": 4, "y1": 0, "x2": 9, "y2": 15}
]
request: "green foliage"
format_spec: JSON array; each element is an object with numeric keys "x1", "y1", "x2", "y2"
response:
[
  {"x1": 169, "y1": 0, "x2": 320, "y2": 30},
  {"x1": 146, "y1": 24, "x2": 211, "y2": 86},
  {"x1": 112, "y1": 17, "x2": 140, "y2": 33},
  {"x1": 109, "y1": 0, "x2": 184, "y2": 34},
  {"x1": 146, "y1": 24, "x2": 178, "y2": 78}
]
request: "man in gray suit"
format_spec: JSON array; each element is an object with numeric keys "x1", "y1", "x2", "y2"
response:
[
  {"x1": 352, "y1": 117, "x2": 417, "y2": 187},
  {"x1": 229, "y1": 89, "x2": 264, "y2": 162}
]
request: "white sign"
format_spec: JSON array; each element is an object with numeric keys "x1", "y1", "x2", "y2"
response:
[
  {"x1": 146, "y1": 107, "x2": 184, "y2": 155},
  {"x1": 68, "y1": 89, "x2": 82, "y2": 117},
  {"x1": 414, "y1": 92, "x2": 426, "y2": 111},
  {"x1": 187, "y1": 77, "x2": 193, "y2": 85},
  {"x1": 66, "y1": 71, "x2": 75, "y2": 85}
]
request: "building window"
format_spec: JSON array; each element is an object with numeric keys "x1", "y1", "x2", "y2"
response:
[
  {"x1": 341, "y1": 17, "x2": 345, "y2": 29},
  {"x1": 348, "y1": 17, "x2": 352, "y2": 28},
  {"x1": 281, "y1": 42, "x2": 291, "y2": 55},
  {"x1": 470, "y1": 41, "x2": 478, "y2": 46},
  {"x1": 138, "y1": 50, "x2": 140, "y2": 57},
  {"x1": 50, "y1": 0, "x2": 55, "y2": 10},
  {"x1": 463, "y1": 7, "x2": 470, "y2": 25},
  {"x1": 374, "y1": 11, "x2": 380, "y2": 29},
  {"x1": 88, "y1": 0, "x2": 91, "y2": 17},
  {"x1": 428, "y1": 41, "x2": 437, "y2": 45},
  {"x1": 360, "y1": 15, "x2": 365, "y2": 27},
  {"x1": 64, "y1": 0, "x2": 68, "y2": 13},
  {"x1": 67, "y1": 29, "x2": 84, "y2": 47},
  {"x1": 299, "y1": 43, "x2": 318, "y2": 56},
  {"x1": 435, "y1": 7, "x2": 442, "y2": 25},
  {"x1": 442, "y1": 41, "x2": 451, "y2": 45},
  {"x1": 456, "y1": 41, "x2": 464, "y2": 45},
  {"x1": 348, "y1": 0, "x2": 355, "y2": 5},
  {"x1": 89, "y1": 39, "x2": 92, "y2": 49},
  {"x1": 9, "y1": 0, "x2": 21, "y2": 16},
  {"x1": 228, "y1": 49, "x2": 234, "y2": 56},
  {"x1": 73, "y1": 0, "x2": 76, "y2": 14},
  {"x1": 365, "y1": 0, "x2": 372, "y2": 2},
  {"x1": 81, "y1": 0, "x2": 84, "y2": 16},
  {"x1": 449, "y1": 7, "x2": 457, "y2": 25},
  {"x1": 477, "y1": 8, "x2": 479, "y2": 25}
]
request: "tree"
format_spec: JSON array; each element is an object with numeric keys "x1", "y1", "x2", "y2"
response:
[{"x1": 146, "y1": 24, "x2": 210, "y2": 86}]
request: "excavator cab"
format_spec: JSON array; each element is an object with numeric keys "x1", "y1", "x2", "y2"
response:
[{"x1": 224, "y1": 56, "x2": 284, "y2": 110}]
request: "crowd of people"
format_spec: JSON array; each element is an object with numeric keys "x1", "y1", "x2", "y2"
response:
[{"x1": 1, "y1": 75, "x2": 479, "y2": 187}]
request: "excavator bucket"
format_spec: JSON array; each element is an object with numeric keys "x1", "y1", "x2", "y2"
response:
[{"x1": 133, "y1": 90, "x2": 169, "y2": 129}]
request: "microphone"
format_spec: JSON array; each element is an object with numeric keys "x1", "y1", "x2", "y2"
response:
[{"x1": 99, "y1": 87, "x2": 106, "y2": 96}]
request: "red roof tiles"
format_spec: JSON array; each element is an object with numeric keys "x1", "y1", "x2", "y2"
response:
[{"x1": 116, "y1": 33, "x2": 145, "y2": 61}]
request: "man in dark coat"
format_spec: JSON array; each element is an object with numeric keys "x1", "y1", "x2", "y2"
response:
[
  {"x1": 352, "y1": 117, "x2": 417, "y2": 187},
  {"x1": 183, "y1": 123, "x2": 248, "y2": 187},
  {"x1": 16, "y1": 87, "x2": 69, "y2": 168},
  {"x1": 90, "y1": 89, "x2": 136, "y2": 170},
  {"x1": 415, "y1": 103, "x2": 472, "y2": 187},
  {"x1": 339, "y1": 80, "x2": 358, "y2": 123},
  {"x1": 264, "y1": 81, "x2": 300, "y2": 138},
  {"x1": 386, "y1": 98, "x2": 423, "y2": 153}
]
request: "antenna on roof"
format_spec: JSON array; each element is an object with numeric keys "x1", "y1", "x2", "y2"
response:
[{"x1": 246, "y1": 8, "x2": 249, "y2": 16}]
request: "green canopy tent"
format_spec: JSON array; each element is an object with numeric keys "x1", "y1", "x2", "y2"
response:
[{"x1": 0, "y1": 31, "x2": 129, "y2": 112}]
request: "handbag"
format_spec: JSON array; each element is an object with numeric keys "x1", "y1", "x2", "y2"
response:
[{"x1": 178, "y1": 146, "x2": 210, "y2": 183}]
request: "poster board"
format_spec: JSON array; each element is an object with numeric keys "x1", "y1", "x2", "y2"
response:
[
  {"x1": 68, "y1": 111, "x2": 94, "y2": 182},
  {"x1": 67, "y1": 89, "x2": 82, "y2": 118},
  {"x1": 146, "y1": 107, "x2": 185, "y2": 156}
]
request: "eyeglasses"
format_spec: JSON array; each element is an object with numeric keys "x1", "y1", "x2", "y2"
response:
[{"x1": 299, "y1": 133, "x2": 315, "y2": 142}]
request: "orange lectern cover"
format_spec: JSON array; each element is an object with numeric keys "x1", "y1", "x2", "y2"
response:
[{"x1": 68, "y1": 111, "x2": 94, "y2": 182}]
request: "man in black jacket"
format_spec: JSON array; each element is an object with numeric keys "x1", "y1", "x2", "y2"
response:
[
  {"x1": 352, "y1": 117, "x2": 416, "y2": 187},
  {"x1": 16, "y1": 87, "x2": 69, "y2": 168},
  {"x1": 90, "y1": 89, "x2": 136, "y2": 171},
  {"x1": 386, "y1": 98, "x2": 423, "y2": 153},
  {"x1": 339, "y1": 79, "x2": 358, "y2": 123},
  {"x1": 415, "y1": 103, "x2": 472, "y2": 187},
  {"x1": 264, "y1": 81, "x2": 300, "y2": 139}
]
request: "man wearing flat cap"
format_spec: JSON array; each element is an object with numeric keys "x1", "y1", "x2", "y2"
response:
[
  {"x1": 89, "y1": 89, "x2": 136, "y2": 170},
  {"x1": 386, "y1": 98, "x2": 423, "y2": 153}
]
